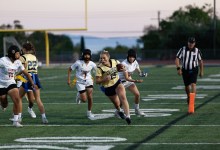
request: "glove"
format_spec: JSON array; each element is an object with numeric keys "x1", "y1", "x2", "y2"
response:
[{"x1": 139, "y1": 72, "x2": 147, "y2": 77}]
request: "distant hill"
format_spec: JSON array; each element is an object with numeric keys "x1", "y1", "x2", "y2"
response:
[{"x1": 68, "y1": 35, "x2": 139, "y2": 54}]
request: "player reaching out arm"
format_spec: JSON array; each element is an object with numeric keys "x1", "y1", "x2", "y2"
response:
[{"x1": 118, "y1": 49, "x2": 146, "y2": 116}]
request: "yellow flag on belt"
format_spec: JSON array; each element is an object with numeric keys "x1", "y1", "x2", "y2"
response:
[
  {"x1": 70, "y1": 77, "x2": 77, "y2": 88},
  {"x1": 15, "y1": 75, "x2": 27, "y2": 83}
]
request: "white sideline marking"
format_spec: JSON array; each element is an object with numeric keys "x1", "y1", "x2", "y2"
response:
[
  {"x1": 144, "y1": 113, "x2": 171, "y2": 117},
  {"x1": 102, "y1": 109, "x2": 179, "y2": 113},
  {"x1": 142, "y1": 98, "x2": 157, "y2": 101},
  {"x1": 1, "y1": 124, "x2": 220, "y2": 127},
  {"x1": 0, "y1": 144, "x2": 114, "y2": 150},
  {"x1": 102, "y1": 108, "x2": 179, "y2": 118},
  {"x1": 15, "y1": 137, "x2": 127, "y2": 143},
  {"x1": 139, "y1": 143, "x2": 220, "y2": 145},
  {"x1": 0, "y1": 145, "x2": 72, "y2": 150},
  {"x1": 1, "y1": 142, "x2": 220, "y2": 149},
  {"x1": 198, "y1": 78, "x2": 220, "y2": 82},
  {"x1": 40, "y1": 76, "x2": 62, "y2": 80},
  {"x1": 88, "y1": 113, "x2": 115, "y2": 120},
  {"x1": 172, "y1": 85, "x2": 220, "y2": 90},
  {"x1": 141, "y1": 94, "x2": 207, "y2": 101},
  {"x1": 209, "y1": 74, "x2": 220, "y2": 77},
  {"x1": 22, "y1": 102, "x2": 220, "y2": 105}
]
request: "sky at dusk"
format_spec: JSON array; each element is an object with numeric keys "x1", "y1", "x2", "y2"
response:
[{"x1": 0, "y1": 0, "x2": 219, "y2": 37}]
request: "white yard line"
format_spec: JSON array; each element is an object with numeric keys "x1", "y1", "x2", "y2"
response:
[{"x1": 1, "y1": 124, "x2": 220, "y2": 127}]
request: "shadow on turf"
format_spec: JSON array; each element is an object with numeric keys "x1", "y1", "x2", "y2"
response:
[{"x1": 125, "y1": 93, "x2": 220, "y2": 150}]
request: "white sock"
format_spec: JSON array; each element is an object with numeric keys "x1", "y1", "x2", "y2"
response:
[
  {"x1": 119, "y1": 108, "x2": 123, "y2": 112},
  {"x1": 126, "y1": 114, "x2": 131, "y2": 118},
  {"x1": 18, "y1": 113, "x2": 22, "y2": 118},
  {"x1": 41, "y1": 113, "x2": 46, "y2": 118},
  {"x1": 14, "y1": 115, "x2": 19, "y2": 122},
  {"x1": 134, "y1": 104, "x2": 139, "y2": 110}
]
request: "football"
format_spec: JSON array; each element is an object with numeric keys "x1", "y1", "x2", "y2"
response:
[{"x1": 116, "y1": 64, "x2": 124, "y2": 72}]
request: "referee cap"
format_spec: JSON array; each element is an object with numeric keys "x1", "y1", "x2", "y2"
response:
[{"x1": 188, "y1": 37, "x2": 196, "y2": 43}]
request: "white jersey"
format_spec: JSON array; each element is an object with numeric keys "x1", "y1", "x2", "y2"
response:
[
  {"x1": 0, "y1": 57, "x2": 25, "y2": 88},
  {"x1": 70, "y1": 60, "x2": 97, "y2": 81},
  {"x1": 118, "y1": 59, "x2": 140, "y2": 81}
]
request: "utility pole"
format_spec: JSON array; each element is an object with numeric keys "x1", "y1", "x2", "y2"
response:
[
  {"x1": 151, "y1": 11, "x2": 161, "y2": 30},
  {"x1": 158, "y1": 11, "x2": 161, "y2": 30},
  {"x1": 213, "y1": 0, "x2": 216, "y2": 57}
]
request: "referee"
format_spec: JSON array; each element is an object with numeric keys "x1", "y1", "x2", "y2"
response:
[{"x1": 175, "y1": 37, "x2": 204, "y2": 104}]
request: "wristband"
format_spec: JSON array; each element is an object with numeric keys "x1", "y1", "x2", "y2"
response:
[{"x1": 176, "y1": 67, "x2": 181, "y2": 70}]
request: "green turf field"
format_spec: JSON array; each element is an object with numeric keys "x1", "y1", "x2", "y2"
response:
[{"x1": 0, "y1": 65, "x2": 220, "y2": 150}]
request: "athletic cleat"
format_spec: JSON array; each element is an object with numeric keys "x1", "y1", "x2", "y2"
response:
[
  {"x1": 125, "y1": 117, "x2": 131, "y2": 125},
  {"x1": 115, "y1": 110, "x2": 126, "y2": 119},
  {"x1": 1, "y1": 107, "x2": 6, "y2": 112},
  {"x1": 114, "y1": 110, "x2": 121, "y2": 119},
  {"x1": 28, "y1": 107, "x2": 36, "y2": 118},
  {"x1": 135, "y1": 109, "x2": 145, "y2": 116},
  {"x1": 13, "y1": 121, "x2": 23, "y2": 128},
  {"x1": 87, "y1": 111, "x2": 95, "y2": 119},
  {"x1": 9, "y1": 117, "x2": 22, "y2": 123},
  {"x1": 75, "y1": 92, "x2": 81, "y2": 104},
  {"x1": 42, "y1": 117, "x2": 49, "y2": 124}
]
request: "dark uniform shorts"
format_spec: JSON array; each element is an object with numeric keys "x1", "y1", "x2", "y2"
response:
[
  {"x1": 182, "y1": 67, "x2": 198, "y2": 86},
  {"x1": 0, "y1": 84, "x2": 17, "y2": 96},
  {"x1": 104, "y1": 79, "x2": 121, "y2": 96}
]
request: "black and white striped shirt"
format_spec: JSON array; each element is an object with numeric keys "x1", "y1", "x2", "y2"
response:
[{"x1": 176, "y1": 46, "x2": 202, "y2": 70}]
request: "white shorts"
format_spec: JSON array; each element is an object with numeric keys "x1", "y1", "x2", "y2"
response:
[
  {"x1": 76, "y1": 79, "x2": 93, "y2": 92},
  {"x1": 17, "y1": 81, "x2": 23, "y2": 88},
  {"x1": 122, "y1": 81, "x2": 135, "y2": 88}
]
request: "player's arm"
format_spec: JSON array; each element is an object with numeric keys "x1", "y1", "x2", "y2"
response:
[
  {"x1": 136, "y1": 67, "x2": 141, "y2": 74},
  {"x1": 199, "y1": 60, "x2": 204, "y2": 77},
  {"x1": 92, "y1": 63, "x2": 97, "y2": 76},
  {"x1": 175, "y1": 57, "x2": 182, "y2": 75},
  {"x1": 123, "y1": 71, "x2": 143, "y2": 83},
  {"x1": 67, "y1": 67, "x2": 72, "y2": 86},
  {"x1": 21, "y1": 69, "x2": 36, "y2": 89},
  {"x1": 95, "y1": 68, "x2": 110, "y2": 84}
]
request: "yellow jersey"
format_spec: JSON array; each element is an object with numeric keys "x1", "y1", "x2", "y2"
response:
[
  {"x1": 20, "y1": 54, "x2": 38, "y2": 74},
  {"x1": 96, "y1": 59, "x2": 120, "y2": 88}
]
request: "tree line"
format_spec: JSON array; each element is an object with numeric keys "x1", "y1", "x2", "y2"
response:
[{"x1": 0, "y1": 4, "x2": 219, "y2": 62}]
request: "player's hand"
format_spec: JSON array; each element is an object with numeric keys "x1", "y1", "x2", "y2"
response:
[
  {"x1": 139, "y1": 72, "x2": 147, "y2": 77},
  {"x1": 177, "y1": 69, "x2": 182, "y2": 76},
  {"x1": 31, "y1": 84, "x2": 37, "y2": 91},
  {"x1": 103, "y1": 75, "x2": 111, "y2": 82},
  {"x1": 136, "y1": 79, "x2": 143, "y2": 83}
]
